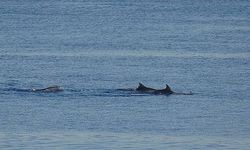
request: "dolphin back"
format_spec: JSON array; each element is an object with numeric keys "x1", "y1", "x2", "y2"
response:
[
  {"x1": 32, "y1": 85, "x2": 63, "y2": 93},
  {"x1": 136, "y1": 83, "x2": 155, "y2": 91},
  {"x1": 136, "y1": 83, "x2": 174, "y2": 95}
]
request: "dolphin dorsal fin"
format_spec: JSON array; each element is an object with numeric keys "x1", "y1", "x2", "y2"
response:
[
  {"x1": 165, "y1": 84, "x2": 171, "y2": 90},
  {"x1": 165, "y1": 84, "x2": 173, "y2": 92},
  {"x1": 139, "y1": 83, "x2": 145, "y2": 87},
  {"x1": 136, "y1": 83, "x2": 145, "y2": 90}
]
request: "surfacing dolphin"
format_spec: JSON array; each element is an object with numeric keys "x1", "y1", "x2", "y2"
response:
[
  {"x1": 32, "y1": 85, "x2": 63, "y2": 93},
  {"x1": 136, "y1": 83, "x2": 173, "y2": 95},
  {"x1": 136, "y1": 83, "x2": 192, "y2": 95}
]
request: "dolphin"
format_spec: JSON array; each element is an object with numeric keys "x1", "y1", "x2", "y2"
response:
[
  {"x1": 136, "y1": 83, "x2": 173, "y2": 95},
  {"x1": 32, "y1": 85, "x2": 63, "y2": 93},
  {"x1": 136, "y1": 83, "x2": 156, "y2": 92}
]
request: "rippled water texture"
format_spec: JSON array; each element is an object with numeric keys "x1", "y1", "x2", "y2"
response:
[{"x1": 0, "y1": 0, "x2": 250, "y2": 149}]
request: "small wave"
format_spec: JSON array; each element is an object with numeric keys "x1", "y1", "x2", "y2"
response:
[{"x1": 1, "y1": 51, "x2": 250, "y2": 59}]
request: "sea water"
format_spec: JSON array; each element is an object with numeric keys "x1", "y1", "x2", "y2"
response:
[{"x1": 0, "y1": 0, "x2": 250, "y2": 149}]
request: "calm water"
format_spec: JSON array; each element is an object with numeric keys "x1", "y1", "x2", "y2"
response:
[{"x1": 0, "y1": 0, "x2": 250, "y2": 149}]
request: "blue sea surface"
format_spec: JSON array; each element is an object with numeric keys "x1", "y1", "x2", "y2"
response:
[{"x1": 0, "y1": 0, "x2": 250, "y2": 149}]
